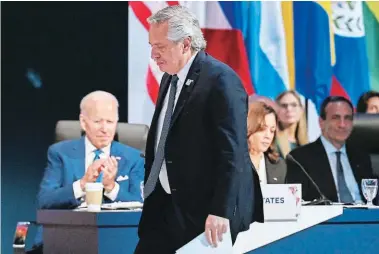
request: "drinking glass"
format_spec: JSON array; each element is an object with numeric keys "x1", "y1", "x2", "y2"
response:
[{"x1": 361, "y1": 179, "x2": 378, "y2": 206}]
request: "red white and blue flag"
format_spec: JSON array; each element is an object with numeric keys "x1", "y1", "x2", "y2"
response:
[
  {"x1": 128, "y1": 1, "x2": 288, "y2": 120},
  {"x1": 128, "y1": 1, "x2": 372, "y2": 141}
]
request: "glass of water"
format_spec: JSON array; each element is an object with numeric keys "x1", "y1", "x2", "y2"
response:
[{"x1": 361, "y1": 179, "x2": 378, "y2": 206}]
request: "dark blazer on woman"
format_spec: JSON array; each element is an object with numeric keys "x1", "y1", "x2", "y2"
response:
[{"x1": 265, "y1": 156, "x2": 287, "y2": 184}]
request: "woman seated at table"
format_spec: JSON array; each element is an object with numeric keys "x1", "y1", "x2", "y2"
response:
[{"x1": 247, "y1": 101, "x2": 287, "y2": 184}]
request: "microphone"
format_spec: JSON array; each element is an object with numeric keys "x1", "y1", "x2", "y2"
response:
[{"x1": 286, "y1": 154, "x2": 332, "y2": 206}]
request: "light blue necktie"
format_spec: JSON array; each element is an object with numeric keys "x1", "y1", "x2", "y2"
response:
[
  {"x1": 336, "y1": 151, "x2": 354, "y2": 203},
  {"x1": 94, "y1": 149, "x2": 103, "y2": 182},
  {"x1": 144, "y1": 75, "x2": 178, "y2": 199}
]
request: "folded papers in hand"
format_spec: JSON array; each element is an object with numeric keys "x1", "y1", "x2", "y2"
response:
[{"x1": 176, "y1": 227, "x2": 232, "y2": 253}]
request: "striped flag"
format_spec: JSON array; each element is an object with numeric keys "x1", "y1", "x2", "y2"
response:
[
  {"x1": 243, "y1": 1, "x2": 289, "y2": 98},
  {"x1": 363, "y1": 2, "x2": 379, "y2": 92},
  {"x1": 332, "y1": 1, "x2": 370, "y2": 106},
  {"x1": 292, "y1": 1, "x2": 335, "y2": 112},
  {"x1": 128, "y1": 1, "x2": 289, "y2": 124},
  {"x1": 128, "y1": 1, "x2": 379, "y2": 140}
]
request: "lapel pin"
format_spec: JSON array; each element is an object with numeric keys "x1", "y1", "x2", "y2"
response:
[{"x1": 185, "y1": 79, "x2": 193, "y2": 86}]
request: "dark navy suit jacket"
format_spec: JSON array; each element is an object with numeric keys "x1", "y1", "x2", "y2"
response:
[{"x1": 139, "y1": 50, "x2": 263, "y2": 244}]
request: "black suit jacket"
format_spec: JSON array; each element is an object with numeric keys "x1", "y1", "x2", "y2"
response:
[
  {"x1": 285, "y1": 137, "x2": 375, "y2": 202},
  {"x1": 265, "y1": 156, "x2": 287, "y2": 184},
  {"x1": 139, "y1": 51, "x2": 263, "y2": 242}
]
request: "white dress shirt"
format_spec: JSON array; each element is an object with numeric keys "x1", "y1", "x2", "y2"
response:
[
  {"x1": 156, "y1": 52, "x2": 198, "y2": 194},
  {"x1": 72, "y1": 136, "x2": 120, "y2": 201},
  {"x1": 257, "y1": 156, "x2": 268, "y2": 184},
  {"x1": 320, "y1": 136, "x2": 362, "y2": 203}
]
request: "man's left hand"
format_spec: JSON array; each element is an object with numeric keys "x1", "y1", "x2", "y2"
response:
[
  {"x1": 101, "y1": 156, "x2": 118, "y2": 192},
  {"x1": 205, "y1": 214, "x2": 229, "y2": 247}
]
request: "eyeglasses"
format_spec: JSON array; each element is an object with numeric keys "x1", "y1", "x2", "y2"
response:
[{"x1": 279, "y1": 102, "x2": 299, "y2": 109}]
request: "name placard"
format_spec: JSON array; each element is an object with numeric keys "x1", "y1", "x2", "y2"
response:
[{"x1": 260, "y1": 184, "x2": 302, "y2": 221}]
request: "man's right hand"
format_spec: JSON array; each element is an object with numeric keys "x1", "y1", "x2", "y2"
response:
[{"x1": 80, "y1": 158, "x2": 107, "y2": 190}]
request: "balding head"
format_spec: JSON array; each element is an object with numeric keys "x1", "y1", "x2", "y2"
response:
[
  {"x1": 80, "y1": 91, "x2": 119, "y2": 116},
  {"x1": 79, "y1": 91, "x2": 119, "y2": 149}
]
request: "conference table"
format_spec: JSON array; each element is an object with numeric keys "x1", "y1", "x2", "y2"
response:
[
  {"x1": 37, "y1": 206, "x2": 379, "y2": 254},
  {"x1": 240, "y1": 206, "x2": 379, "y2": 254}
]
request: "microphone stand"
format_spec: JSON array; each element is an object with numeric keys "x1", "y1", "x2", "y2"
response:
[
  {"x1": 287, "y1": 154, "x2": 332, "y2": 206},
  {"x1": 304, "y1": 196, "x2": 333, "y2": 206}
]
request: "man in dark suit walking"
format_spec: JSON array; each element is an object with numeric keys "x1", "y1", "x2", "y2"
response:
[
  {"x1": 135, "y1": 5, "x2": 263, "y2": 254},
  {"x1": 286, "y1": 96, "x2": 376, "y2": 203}
]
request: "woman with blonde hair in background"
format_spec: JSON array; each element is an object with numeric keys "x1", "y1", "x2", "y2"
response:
[
  {"x1": 275, "y1": 90, "x2": 308, "y2": 158},
  {"x1": 247, "y1": 101, "x2": 287, "y2": 184}
]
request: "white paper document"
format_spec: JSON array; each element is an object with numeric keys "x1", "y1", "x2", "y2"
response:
[
  {"x1": 76, "y1": 201, "x2": 143, "y2": 210},
  {"x1": 176, "y1": 228, "x2": 233, "y2": 254}
]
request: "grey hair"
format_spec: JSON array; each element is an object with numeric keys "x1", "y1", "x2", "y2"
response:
[
  {"x1": 147, "y1": 5, "x2": 206, "y2": 51},
  {"x1": 80, "y1": 90, "x2": 119, "y2": 114}
]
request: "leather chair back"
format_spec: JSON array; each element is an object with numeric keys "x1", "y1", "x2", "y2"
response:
[
  {"x1": 55, "y1": 120, "x2": 149, "y2": 153},
  {"x1": 349, "y1": 113, "x2": 379, "y2": 176}
]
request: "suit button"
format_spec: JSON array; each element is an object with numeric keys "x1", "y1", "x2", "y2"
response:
[
  {"x1": 167, "y1": 160, "x2": 172, "y2": 164},
  {"x1": 172, "y1": 188, "x2": 177, "y2": 192}
]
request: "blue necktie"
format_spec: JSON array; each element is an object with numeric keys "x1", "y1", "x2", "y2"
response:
[
  {"x1": 144, "y1": 75, "x2": 178, "y2": 199},
  {"x1": 94, "y1": 149, "x2": 103, "y2": 182},
  {"x1": 335, "y1": 151, "x2": 354, "y2": 203}
]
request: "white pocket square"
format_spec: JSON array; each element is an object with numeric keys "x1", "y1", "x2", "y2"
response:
[{"x1": 116, "y1": 175, "x2": 129, "y2": 182}]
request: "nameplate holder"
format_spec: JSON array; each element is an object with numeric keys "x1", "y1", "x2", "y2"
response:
[{"x1": 261, "y1": 184, "x2": 302, "y2": 222}]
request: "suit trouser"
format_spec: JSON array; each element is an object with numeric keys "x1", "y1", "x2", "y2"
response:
[{"x1": 134, "y1": 182, "x2": 200, "y2": 254}]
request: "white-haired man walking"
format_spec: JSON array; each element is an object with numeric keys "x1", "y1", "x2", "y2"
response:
[{"x1": 136, "y1": 5, "x2": 263, "y2": 253}]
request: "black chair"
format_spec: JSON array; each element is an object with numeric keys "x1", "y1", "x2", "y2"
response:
[{"x1": 349, "y1": 113, "x2": 379, "y2": 176}]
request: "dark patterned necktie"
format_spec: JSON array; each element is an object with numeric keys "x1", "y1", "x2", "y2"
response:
[
  {"x1": 144, "y1": 75, "x2": 178, "y2": 199},
  {"x1": 335, "y1": 151, "x2": 354, "y2": 203}
]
